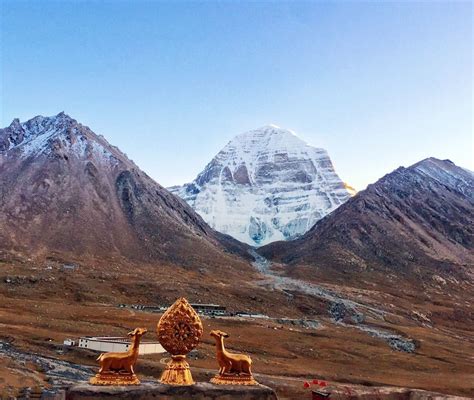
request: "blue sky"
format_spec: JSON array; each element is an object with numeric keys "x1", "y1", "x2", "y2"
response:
[{"x1": 1, "y1": 1, "x2": 472, "y2": 189}]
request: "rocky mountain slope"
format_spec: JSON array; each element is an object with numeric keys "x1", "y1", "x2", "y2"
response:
[
  {"x1": 169, "y1": 125, "x2": 351, "y2": 246},
  {"x1": 0, "y1": 113, "x2": 248, "y2": 267},
  {"x1": 259, "y1": 158, "x2": 474, "y2": 282}
]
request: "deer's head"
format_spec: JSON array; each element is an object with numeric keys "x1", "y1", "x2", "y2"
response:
[
  {"x1": 128, "y1": 327, "x2": 148, "y2": 338},
  {"x1": 210, "y1": 329, "x2": 229, "y2": 340}
]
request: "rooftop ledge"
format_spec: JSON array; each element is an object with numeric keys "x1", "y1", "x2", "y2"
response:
[{"x1": 66, "y1": 382, "x2": 278, "y2": 400}]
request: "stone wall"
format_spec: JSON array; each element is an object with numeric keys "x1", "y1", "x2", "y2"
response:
[{"x1": 65, "y1": 382, "x2": 278, "y2": 400}]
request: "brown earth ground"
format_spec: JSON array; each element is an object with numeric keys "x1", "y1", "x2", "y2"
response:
[{"x1": 0, "y1": 257, "x2": 473, "y2": 399}]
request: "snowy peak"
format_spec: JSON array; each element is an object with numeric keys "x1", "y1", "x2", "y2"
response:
[
  {"x1": 170, "y1": 125, "x2": 351, "y2": 246},
  {"x1": 1, "y1": 113, "x2": 77, "y2": 154},
  {"x1": 233, "y1": 124, "x2": 299, "y2": 142},
  {"x1": 412, "y1": 158, "x2": 474, "y2": 198},
  {"x1": 0, "y1": 113, "x2": 122, "y2": 166},
  {"x1": 195, "y1": 125, "x2": 331, "y2": 188},
  {"x1": 224, "y1": 125, "x2": 315, "y2": 162}
]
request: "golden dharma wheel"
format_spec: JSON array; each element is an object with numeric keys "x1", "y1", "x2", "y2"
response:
[
  {"x1": 157, "y1": 297, "x2": 203, "y2": 354},
  {"x1": 156, "y1": 297, "x2": 203, "y2": 385}
]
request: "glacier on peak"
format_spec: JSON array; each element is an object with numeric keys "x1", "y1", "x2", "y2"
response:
[{"x1": 169, "y1": 125, "x2": 352, "y2": 246}]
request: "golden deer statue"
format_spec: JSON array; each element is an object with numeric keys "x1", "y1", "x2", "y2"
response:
[
  {"x1": 90, "y1": 327, "x2": 147, "y2": 385},
  {"x1": 209, "y1": 329, "x2": 258, "y2": 385}
]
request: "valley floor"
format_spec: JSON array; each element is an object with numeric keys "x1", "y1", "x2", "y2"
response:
[{"x1": 0, "y1": 256, "x2": 473, "y2": 399}]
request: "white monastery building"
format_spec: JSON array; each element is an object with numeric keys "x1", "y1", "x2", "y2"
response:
[{"x1": 71, "y1": 336, "x2": 165, "y2": 355}]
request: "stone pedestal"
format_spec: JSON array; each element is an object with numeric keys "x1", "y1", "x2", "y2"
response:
[{"x1": 66, "y1": 382, "x2": 278, "y2": 400}]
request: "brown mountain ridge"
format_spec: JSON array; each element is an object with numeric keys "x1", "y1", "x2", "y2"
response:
[
  {"x1": 259, "y1": 157, "x2": 474, "y2": 285},
  {"x1": 0, "y1": 113, "x2": 249, "y2": 268}
]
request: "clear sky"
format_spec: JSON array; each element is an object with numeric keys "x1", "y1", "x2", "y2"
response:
[{"x1": 1, "y1": 1, "x2": 472, "y2": 189}]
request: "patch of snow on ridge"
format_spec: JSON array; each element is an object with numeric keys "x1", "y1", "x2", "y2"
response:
[
  {"x1": 170, "y1": 125, "x2": 352, "y2": 246},
  {"x1": 0, "y1": 112, "x2": 74, "y2": 157},
  {"x1": 91, "y1": 140, "x2": 115, "y2": 163},
  {"x1": 70, "y1": 133, "x2": 88, "y2": 157},
  {"x1": 0, "y1": 113, "x2": 120, "y2": 166},
  {"x1": 20, "y1": 124, "x2": 59, "y2": 156},
  {"x1": 414, "y1": 158, "x2": 474, "y2": 199}
]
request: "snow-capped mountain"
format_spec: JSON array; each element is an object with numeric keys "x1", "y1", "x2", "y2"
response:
[{"x1": 169, "y1": 125, "x2": 352, "y2": 246}]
